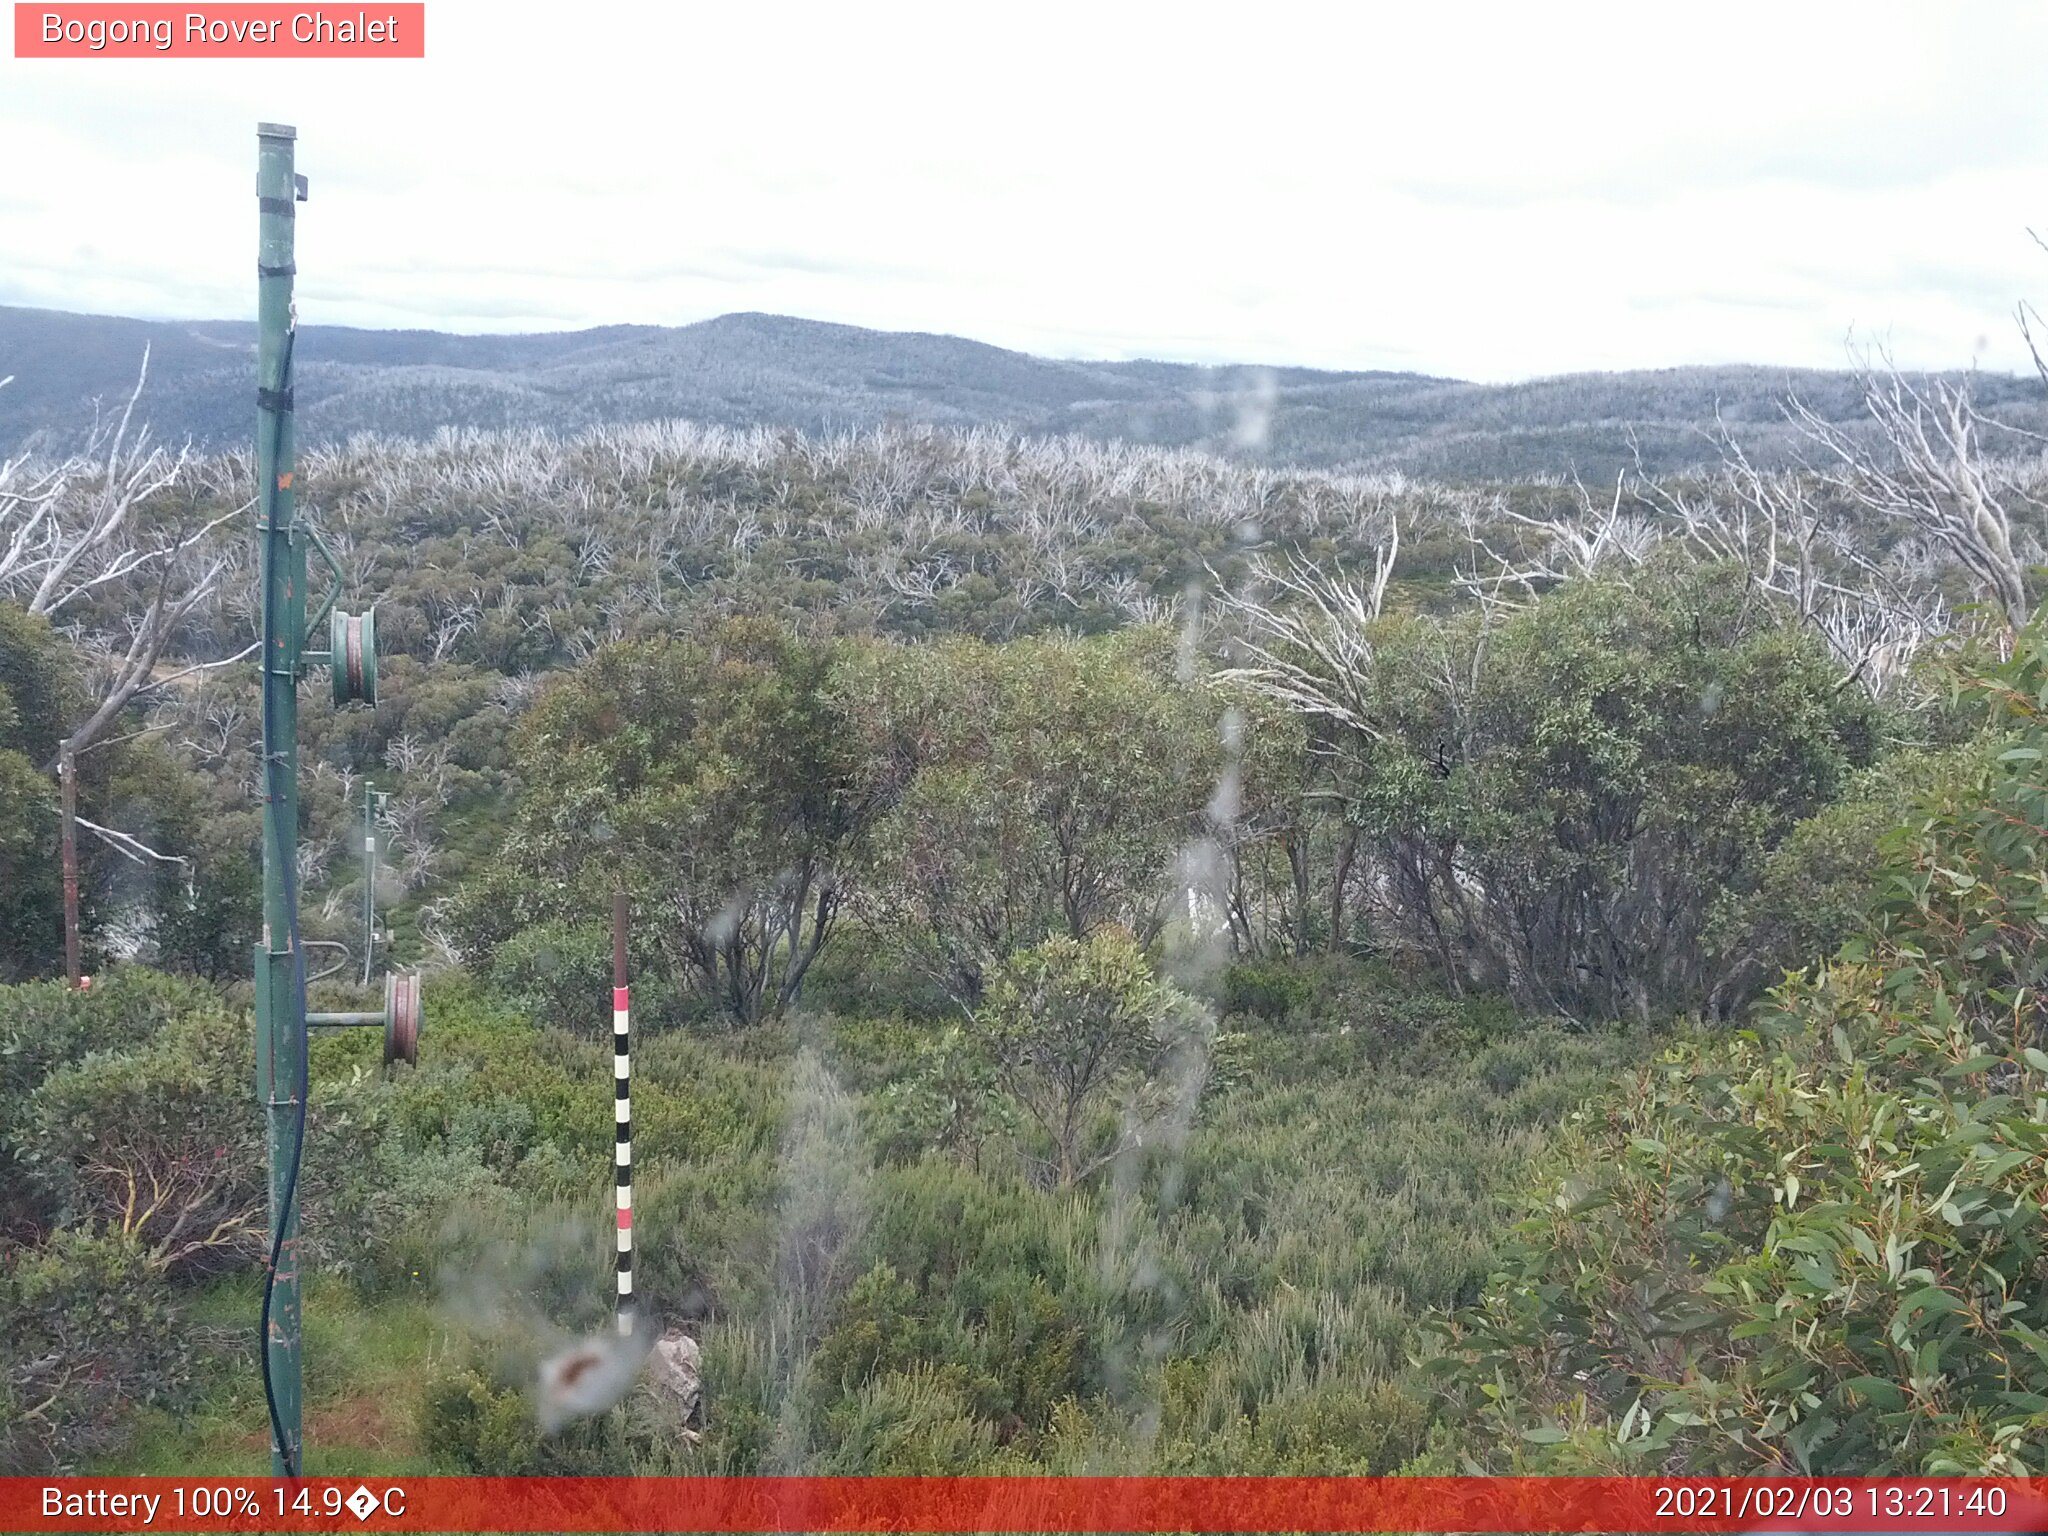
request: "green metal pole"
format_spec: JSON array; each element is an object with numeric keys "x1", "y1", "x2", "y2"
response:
[
  {"x1": 254, "y1": 120, "x2": 305, "y2": 1478},
  {"x1": 360, "y1": 781, "x2": 376, "y2": 987}
]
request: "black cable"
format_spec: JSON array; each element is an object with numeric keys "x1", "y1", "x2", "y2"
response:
[{"x1": 257, "y1": 323, "x2": 307, "y2": 1479}]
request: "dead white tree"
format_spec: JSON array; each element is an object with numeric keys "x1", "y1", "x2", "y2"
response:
[
  {"x1": 0, "y1": 400, "x2": 75, "y2": 590},
  {"x1": 880, "y1": 554, "x2": 956, "y2": 609},
  {"x1": 427, "y1": 597, "x2": 481, "y2": 663},
  {"x1": 0, "y1": 352, "x2": 217, "y2": 617},
  {"x1": 1627, "y1": 423, "x2": 1951, "y2": 698},
  {"x1": 1209, "y1": 518, "x2": 1401, "y2": 741},
  {"x1": 415, "y1": 897, "x2": 465, "y2": 969},
  {"x1": 1788, "y1": 358, "x2": 2037, "y2": 632},
  {"x1": 1453, "y1": 472, "x2": 1657, "y2": 606},
  {"x1": 1453, "y1": 408, "x2": 1964, "y2": 701},
  {"x1": 0, "y1": 354, "x2": 245, "y2": 982}
]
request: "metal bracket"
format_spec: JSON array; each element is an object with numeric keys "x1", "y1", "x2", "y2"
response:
[
  {"x1": 302, "y1": 521, "x2": 346, "y2": 644},
  {"x1": 302, "y1": 938, "x2": 348, "y2": 984}
]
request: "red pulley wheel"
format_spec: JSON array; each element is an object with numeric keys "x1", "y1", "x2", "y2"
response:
[
  {"x1": 330, "y1": 607, "x2": 378, "y2": 706},
  {"x1": 383, "y1": 970, "x2": 420, "y2": 1065}
]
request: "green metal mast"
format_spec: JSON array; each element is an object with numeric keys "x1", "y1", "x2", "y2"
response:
[
  {"x1": 248, "y1": 121, "x2": 412, "y2": 1478},
  {"x1": 254, "y1": 120, "x2": 306, "y2": 1478}
]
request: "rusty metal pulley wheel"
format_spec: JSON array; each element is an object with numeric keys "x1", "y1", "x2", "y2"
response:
[
  {"x1": 330, "y1": 606, "x2": 378, "y2": 707},
  {"x1": 383, "y1": 970, "x2": 420, "y2": 1066}
]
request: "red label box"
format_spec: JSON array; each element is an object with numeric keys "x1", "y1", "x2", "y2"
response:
[{"x1": 13, "y1": 3, "x2": 425, "y2": 56}]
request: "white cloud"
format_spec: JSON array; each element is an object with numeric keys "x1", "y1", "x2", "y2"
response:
[{"x1": 2, "y1": 0, "x2": 2044, "y2": 379}]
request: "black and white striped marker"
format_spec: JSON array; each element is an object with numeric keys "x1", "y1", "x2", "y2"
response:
[
  {"x1": 612, "y1": 894, "x2": 634, "y2": 1336},
  {"x1": 613, "y1": 979, "x2": 632, "y2": 1333}
]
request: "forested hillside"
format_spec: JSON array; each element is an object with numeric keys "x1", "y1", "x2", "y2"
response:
[
  {"x1": 8, "y1": 302, "x2": 2048, "y2": 480},
  {"x1": 4, "y1": 354, "x2": 2047, "y2": 1476}
]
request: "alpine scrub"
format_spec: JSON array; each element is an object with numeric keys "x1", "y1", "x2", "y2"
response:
[{"x1": 1432, "y1": 612, "x2": 2048, "y2": 1475}]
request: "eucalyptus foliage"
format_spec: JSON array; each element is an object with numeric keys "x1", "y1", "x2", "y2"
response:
[
  {"x1": 1432, "y1": 613, "x2": 2048, "y2": 1473},
  {"x1": 450, "y1": 619, "x2": 881, "y2": 1026}
]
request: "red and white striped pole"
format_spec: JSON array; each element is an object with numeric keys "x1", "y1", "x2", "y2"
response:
[{"x1": 612, "y1": 891, "x2": 634, "y2": 1336}]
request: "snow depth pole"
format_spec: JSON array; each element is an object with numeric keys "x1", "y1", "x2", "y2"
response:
[{"x1": 613, "y1": 891, "x2": 635, "y2": 1335}]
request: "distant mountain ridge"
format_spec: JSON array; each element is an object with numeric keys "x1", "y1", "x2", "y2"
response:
[{"x1": 3, "y1": 304, "x2": 2042, "y2": 481}]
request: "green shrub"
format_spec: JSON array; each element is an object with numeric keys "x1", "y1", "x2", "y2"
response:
[
  {"x1": 1703, "y1": 754, "x2": 1959, "y2": 1015},
  {"x1": 978, "y1": 931, "x2": 1210, "y2": 1189},
  {"x1": 1221, "y1": 960, "x2": 1312, "y2": 1020},
  {"x1": 0, "y1": 1230, "x2": 192, "y2": 1473},
  {"x1": 1243, "y1": 1377, "x2": 1431, "y2": 1474},
  {"x1": 977, "y1": 1272, "x2": 1093, "y2": 1431},
  {"x1": 1307, "y1": 562, "x2": 1887, "y2": 1020},
  {"x1": 0, "y1": 966, "x2": 221, "y2": 1115},
  {"x1": 823, "y1": 1012, "x2": 935, "y2": 1093},
  {"x1": 1, "y1": 968, "x2": 225, "y2": 1233},
  {"x1": 865, "y1": 1023, "x2": 1011, "y2": 1170},
  {"x1": 420, "y1": 1350, "x2": 726, "y2": 1474},
  {"x1": 858, "y1": 1158, "x2": 1082, "y2": 1306},
  {"x1": 812, "y1": 1262, "x2": 927, "y2": 1391},
  {"x1": 305, "y1": 1134, "x2": 513, "y2": 1296},
  {"x1": 1432, "y1": 615, "x2": 2048, "y2": 1475},
  {"x1": 23, "y1": 997, "x2": 263, "y2": 1274},
  {"x1": 489, "y1": 920, "x2": 616, "y2": 1039},
  {"x1": 803, "y1": 944, "x2": 958, "y2": 1024},
  {"x1": 627, "y1": 1152, "x2": 779, "y2": 1323},
  {"x1": 418, "y1": 1367, "x2": 550, "y2": 1473},
  {"x1": 1156, "y1": 1371, "x2": 1429, "y2": 1474},
  {"x1": 816, "y1": 1367, "x2": 1001, "y2": 1474}
]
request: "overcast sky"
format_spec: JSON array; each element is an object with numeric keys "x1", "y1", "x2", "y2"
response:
[{"x1": 3, "y1": 1, "x2": 2045, "y2": 381}]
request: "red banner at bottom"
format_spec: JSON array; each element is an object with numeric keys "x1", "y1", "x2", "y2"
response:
[{"x1": 9, "y1": 1476, "x2": 2048, "y2": 1533}]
